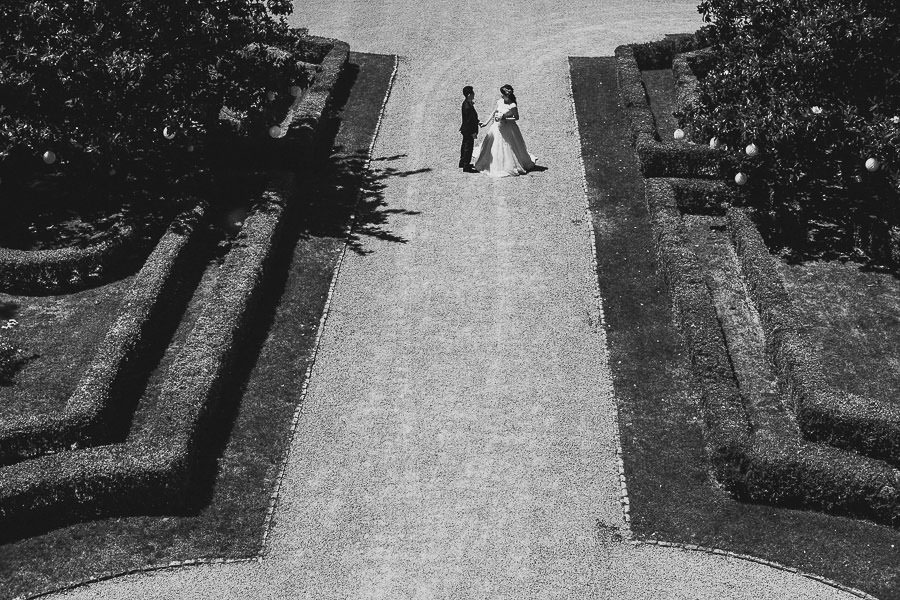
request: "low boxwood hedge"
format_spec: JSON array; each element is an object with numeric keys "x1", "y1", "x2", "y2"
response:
[
  {"x1": 219, "y1": 37, "x2": 348, "y2": 172},
  {"x1": 667, "y1": 177, "x2": 739, "y2": 216},
  {"x1": 728, "y1": 429, "x2": 900, "y2": 527},
  {"x1": 0, "y1": 40, "x2": 349, "y2": 537},
  {"x1": 615, "y1": 44, "x2": 738, "y2": 180},
  {"x1": 671, "y1": 50, "x2": 715, "y2": 132},
  {"x1": 280, "y1": 38, "x2": 348, "y2": 162},
  {"x1": 629, "y1": 31, "x2": 713, "y2": 70},
  {"x1": 0, "y1": 224, "x2": 146, "y2": 296},
  {"x1": 644, "y1": 178, "x2": 753, "y2": 438},
  {"x1": 0, "y1": 200, "x2": 209, "y2": 465},
  {"x1": 645, "y1": 178, "x2": 900, "y2": 527},
  {"x1": 0, "y1": 171, "x2": 295, "y2": 537},
  {"x1": 727, "y1": 206, "x2": 900, "y2": 465}
]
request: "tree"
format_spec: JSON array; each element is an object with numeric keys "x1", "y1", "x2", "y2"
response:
[
  {"x1": 683, "y1": 0, "x2": 900, "y2": 218},
  {"x1": 0, "y1": 0, "x2": 313, "y2": 188}
]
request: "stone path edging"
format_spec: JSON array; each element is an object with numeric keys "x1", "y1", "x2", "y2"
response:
[{"x1": 632, "y1": 539, "x2": 878, "y2": 600}]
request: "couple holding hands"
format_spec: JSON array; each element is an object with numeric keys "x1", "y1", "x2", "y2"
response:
[{"x1": 459, "y1": 84, "x2": 538, "y2": 177}]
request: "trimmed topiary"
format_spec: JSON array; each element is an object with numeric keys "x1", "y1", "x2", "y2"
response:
[
  {"x1": 0, "y1": 199, "x2": 209, "y2": 464},
  {"x1": 727, "y1": 206, "x2": 900, "y2": 465},
  {"x1": 0, "y1": 223, "x2": 142, "y2": 295},
  {"x1": 614, "y1": 44, "x2": 740, "y2": 180}
]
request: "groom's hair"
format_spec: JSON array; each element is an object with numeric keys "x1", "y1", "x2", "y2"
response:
[{"x1": 462, "y1": 85, "x2": 474, "y2": 97}]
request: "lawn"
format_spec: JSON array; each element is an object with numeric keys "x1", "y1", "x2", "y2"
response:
[
  {"x1": 0, "y1": 276, "x2": 134, "y2": 425},
  {"x1": 779, "y1": 258, "x2": 900, "y2": 406}
]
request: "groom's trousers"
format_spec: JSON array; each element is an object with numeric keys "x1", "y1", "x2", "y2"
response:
[{"x1": 459, "y1": 134, "x2": 475, "y2": 167}]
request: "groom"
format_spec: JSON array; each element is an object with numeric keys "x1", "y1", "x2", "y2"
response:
[{"x1": 459, "y1": 85, "x2": 479, "y2": 173}]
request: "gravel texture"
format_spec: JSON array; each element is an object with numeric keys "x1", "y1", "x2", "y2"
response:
[{"x1": 52, "y1": 1, "x2": 865, "y2": 598}]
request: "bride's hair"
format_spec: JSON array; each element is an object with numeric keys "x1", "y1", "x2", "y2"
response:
[{"x1": 500, "y1": 84, "x2": 517, "y2": 105}]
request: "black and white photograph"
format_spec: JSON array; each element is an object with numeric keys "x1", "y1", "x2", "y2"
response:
[{"x1": 1, "y1": 1, "x2": 899, "y2": 598}]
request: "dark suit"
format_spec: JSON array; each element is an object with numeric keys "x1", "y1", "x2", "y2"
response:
[{"x1": 459, "y1": 100, "x2": 479, "y2": 167}]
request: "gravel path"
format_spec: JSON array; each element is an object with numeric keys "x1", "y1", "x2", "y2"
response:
[{"x1": 52, "y1": 1, "x2": 866, "y2": 598}]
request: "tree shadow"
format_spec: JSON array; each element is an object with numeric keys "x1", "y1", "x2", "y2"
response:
[
  {"x1": 749, "y1": 182, "x2": 900, "y2": 279},
  {"x1": 293, "y1": 148, "x2": 430, "y2": 254},
  {"x1": 174, "y1": 52, "x2": 425, "y2": 510},
  {"x1": 0, "y1": 302, "x2": 18, "y2": 321},
  {"x1": 289, "y1": 58, "x2": 429, "y2": 254}
]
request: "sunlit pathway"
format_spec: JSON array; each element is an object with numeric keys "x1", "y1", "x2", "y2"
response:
[{"x1": 53, "y1": 1, "x2": 864, "y2": 598}]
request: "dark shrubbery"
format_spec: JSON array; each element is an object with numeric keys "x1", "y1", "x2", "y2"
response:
[
  {"x1": 0, "y1": 1, "x2": 314, "y2": 190},
  {"x1": 682, "y1": 0, "x2": 900, "y2": 224},
  {"x1": 0, "y1": 340, "x2": 21, "y2": 385}
]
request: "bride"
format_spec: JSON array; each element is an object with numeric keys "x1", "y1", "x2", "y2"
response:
[{"x1": 472, "y1": 84, "x2": 537, "y2": 177}]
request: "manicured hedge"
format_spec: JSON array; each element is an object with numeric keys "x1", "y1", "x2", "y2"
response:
[
  {"x1": 727, "y1": 206, "x2": 900, "y2": 465},
  {"x1": 620, "y1": 33, "x2": 900, "y2": 526},
  {"x1": 0, "y1": 224, "x2": 145, "y2": 295},
  {"x1": 140, "y1": 173, "x2": 293, "y2": 474},
  {"x1": 614, "y1": 45, "x2": 657, "y2": 145},
  {"x1": 280, "y1": 38, "x2": 347, "y2": 158},
  {"x1": 0, "y1": 441, "x2": 182, "y2": 538},
  {"x1": 629, "y1": 31, "x2": 713, "y2": 70},
  {"x1": 0, "y1": 40, "x2": 348, "y2": 536},
  {"x1": 644, "y1": 178, "x2": 900, "y2": 527},
  {"x1": 0, "y1": 201, "x2": 208, "y2": 465},
  {"x1": 734, "y1": 430, "x2": 900, "y2": 527},
  {"x1": 226, "y1": 37, "x2": 348, "y2": 172},
  {"x1": 0, "y1": 172, "x2": 296, "y2": 537},
  {"x1": 667, "y1": 176, "x2": 737, "y2": 216},
  {"x1": 671, "y1": 50, "x2": 715, "y2": 132},
  {"x1": 643, "y1": 179, "x2": 750, "y2": 441},
  {"x1": 614, "y1": 44, "x2": 737, "y2": 180}
]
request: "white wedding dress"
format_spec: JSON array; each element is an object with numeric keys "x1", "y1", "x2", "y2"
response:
[{"x1": 472, "y1": 99, "x2": 536, "y2": 177}]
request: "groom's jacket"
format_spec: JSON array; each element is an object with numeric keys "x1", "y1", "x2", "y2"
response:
[{"x1": 460, "y1": 100, "x2": 479, "y2": 135}]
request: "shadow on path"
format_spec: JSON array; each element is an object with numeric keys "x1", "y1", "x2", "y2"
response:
[{"x1": 293, "y1": 61, "x2": 428, "y2": 255}]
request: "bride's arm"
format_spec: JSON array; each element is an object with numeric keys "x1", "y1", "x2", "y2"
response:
[
  {"x1": 496, "y1": 106, "x2": 519, "y2": 121},
  {"x1": 481, "y1": 110, "x2": 498, "y2": 127}
]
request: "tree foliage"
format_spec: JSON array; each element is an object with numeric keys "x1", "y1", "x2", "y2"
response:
[
  {"x1": 683, "y1": 0, "x2": 900, "y2": 206},
  {"x1": 0, "y1": 1, "x2": 311, "y2": 184}
]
